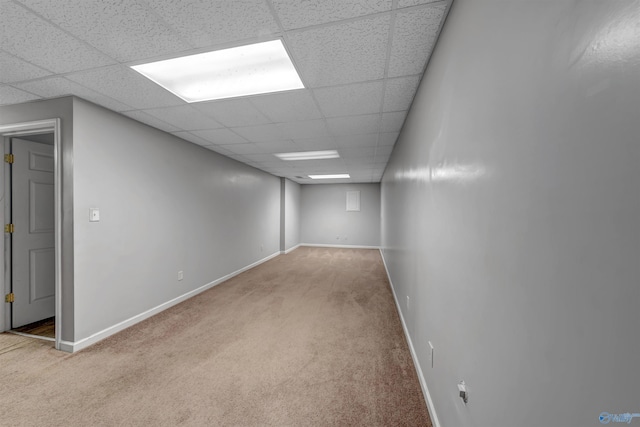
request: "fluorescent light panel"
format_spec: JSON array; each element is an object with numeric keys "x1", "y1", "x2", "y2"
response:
[
  {"x1": 275, "y1": 150, "x2": 340, "y2": 161},
  {"x1": 131, "y1": 40, "x2": 304, "y2": 102},
  {"x1": 308, "y1": 174, "x2": 351, "y2": 179}
]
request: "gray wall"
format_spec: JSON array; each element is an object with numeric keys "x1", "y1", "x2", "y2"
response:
[
  {"x1": 0, "y1": 97, "x2": 75, "y2": 342},
  {"x1": 301, "y1": 183, "x2": 380, "y2": 247},
  {"x1": 381, "y1": 1, "x2": 640, "y2": 426},
  {"x1": 72, "y1": 98, "x2": 281, "y2": 341},
  {"x1": 283, "y1": 178, "x2": 301, "y2": 252}
]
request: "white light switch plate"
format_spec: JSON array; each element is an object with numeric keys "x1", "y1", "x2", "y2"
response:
[{"x1": 89, "y1": 208, "x2": 100, "y2": 222}]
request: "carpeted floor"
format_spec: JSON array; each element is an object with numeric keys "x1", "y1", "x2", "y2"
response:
[{"x1": 0, "y1": 247, "x2": 431, "y2": 426}]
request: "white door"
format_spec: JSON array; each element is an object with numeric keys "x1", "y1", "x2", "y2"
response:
[{"x1": 11, "y1": 138, "x2": 55, "y2": 328}]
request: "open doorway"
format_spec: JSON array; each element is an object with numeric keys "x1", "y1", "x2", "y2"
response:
[
  {"x1": 0, "y1": 119, "x2": 62, "y2": 350},
  {"x1": 5, "y1": 134, "x2": 55, "y2": 341}
]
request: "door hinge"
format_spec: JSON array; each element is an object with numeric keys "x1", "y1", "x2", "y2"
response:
[
  {"x1": 4, "y1": 154, "x2": 14, "y2": 164},
  {"x1": 5, "y1": 293, "x2": 14, "y2": 303},
  {"x1": 4, "y1": 224, "x2": 14, "y2": 233}
]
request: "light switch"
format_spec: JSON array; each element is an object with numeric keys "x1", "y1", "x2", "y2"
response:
[{"x1": 89, "y1": 208, "x2": 100, "y2": 222}]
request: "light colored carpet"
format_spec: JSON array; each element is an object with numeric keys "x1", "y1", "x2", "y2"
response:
[{"x1": 0, "y1": 247, "x2": 431, "y2": 426}]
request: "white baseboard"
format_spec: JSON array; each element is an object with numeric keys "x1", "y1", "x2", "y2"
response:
[
  {"x1": 64, "y1": 251, "x2": 281, "y2": 353},
  {"x1": 300, "y1": 243, "x2": 380, "y2": 250},
  {"x1": 379, "y1": 248, "x2": 441, "y2": 427},
  {"x1": 281, "y1": 244, "x2": 301, "y2": 254}
]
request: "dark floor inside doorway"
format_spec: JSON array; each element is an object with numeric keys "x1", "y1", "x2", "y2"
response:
[{"x1": 13, "y1": 317, "x2": 55, "y2": 339}]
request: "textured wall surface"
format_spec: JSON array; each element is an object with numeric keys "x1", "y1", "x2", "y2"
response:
[
  {"x1": 72, "y1": 98, "x2": 281, "y2": 342},
  {"x1": 381, "y1": 1, "x2": 640, "y2": 426},
  {"x1": 302, "y1": 183, "x2": 380, "y2": 247},
  {"x1": 283, "y1": 179, "x2": 301, "y2": 251}
]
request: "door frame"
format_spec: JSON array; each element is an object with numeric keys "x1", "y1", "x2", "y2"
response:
[{"x1": 0, "y1": 119, "x2": 62, "y2": 350}]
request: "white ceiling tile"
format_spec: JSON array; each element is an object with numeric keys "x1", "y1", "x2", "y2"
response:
[
  {"x1": 326, "y1": 114, "x2": 380, "y2": 136},
  {"x1": 253, "y1": 160, "x2": 293, "y2": 168},
  {"x1": 335, "y1": 134, "x2": 379, "y2": 148},
  {"x1": 293, "y1": 136, "x2": 337, "y2": 150},
  {"x1": 375, "y1": 152, "x2": 391, "y2": 163},
  {"x1": 0, "y1": 1, "x2": 115, "y2": 73},
  {"x1": 271, "y1": 0, "x2": 392, "y2": 30},
  {"x1": 292, "y1": 159, "x2": 345, "y2": 170},
  {"x1": 171, "y1": 131, "x2": 214, "y2": 146},
  {"x1": 143, "y1": 105, "x2": 223, "y2": 130},
  {"x1": 344, "y1": 156, "x2": 376, "y2": 166},
  {"x1": 241, "y1": 153, "x2": 282, "y2": 162},
  {"x1": 254, "y1": 140, "x2": 299, "y2": 152},
  {"x1": 378, "y1": 132, "x2": 399, "y2": 146},
  {"x1": 397, "y1": 0, "x2": 445, "y2": 8},
  {"x1": 287, "y1": 16, "x2": 390, "y2": 87},
  {"x1": 0, "y1": 85, "x2": 41, "y2": 105},
  {"x1": 349, "y1": 172, "x2": 376, "y2": 179},
  {"x1": 278, "y1": 119, "x2": 329, "y2": 139},
  {"x1": 193, "y1": 99, "x2": 271, "y2": 127},
  {"x1": 145, "y1": 0, "x2": 279, "y2": 49},
  {"x1": 191, "y1": 129, "x2": 247, "y2": 145},
  {"x1": 375, "y1": 145, "x2": 395, "y2": 157},
  {"x1": 122, "y1": 110, "x2": 179, "y2": 133},
  {"x1": 221, "y1": 143, "x2": 269, "y2": 155},
  {"x1": 0, "y1": 51, "x2": 51, "y2": 83},
  {"x1": 384, "y1": 75, "x2": 421, "y2": 112},
  {"x1": 67, "y1": 65, "x2": 183, "y2": 109},
  {"x1": 388, "y1": 4, "x2": 446, "y2": 77},
  {"x1": 314, "y1": 81, "x2": 384, "y2": 117},
  {"x1": 14, "y1": 77, "x2": 133, "y2": 112},
  {"x1": 340, "y1": 147, "x2": 376, "y2": 158},
  {"x1": 17, "y1": 0, "x2": 190, "y2": 62},
  {"x1": 381, "y1": 111, "x2": 407, "y2": 132},
  {"x1": 249, "y1": 90, "x2": 322, "y2": 123},
  {"x1": 373, "y1": 167, "x2": 385, "y2": 173},
  {"x1": 203, "y1": 145, "x2": 235, "y2": 156},
  {"x1": 232, "y1": 124, "x2": 286, "y2": 142}
]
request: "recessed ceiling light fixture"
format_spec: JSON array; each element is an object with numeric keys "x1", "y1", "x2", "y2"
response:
[
  {"x1": 275, "y1": 150, "x2": 340, "y2": 161},
  {"x1": 308, "y1": 174, "x2": 351, "y2": 179},
  {"x1": 131, "y1": 39, "x2": 304, "y2": 102}
]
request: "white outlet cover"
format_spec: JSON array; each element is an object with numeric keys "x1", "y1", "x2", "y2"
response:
[{"x1": 89, "y1": 208, "x2": 100, "y2": 222}]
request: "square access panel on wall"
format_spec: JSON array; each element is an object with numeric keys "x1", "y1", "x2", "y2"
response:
[{"x1": 346, "y1": 190, "x2": 361, "y2": 212}]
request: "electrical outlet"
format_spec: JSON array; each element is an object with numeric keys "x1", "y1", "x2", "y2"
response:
[
  {"x1": 178, "y1": 271, "x2": 183, "y2": 281},
  {"x1": 260, "y1": 244, "x2": 264, "y2": 252},
  {"x1": 428, "y1": 341, "x2": 434, "y2": 368},
  {"x1": 406, "y1": 295, "x2": 410, "y2": 312},
  {"x1": 458, "y1": 381, "x2": 468, "y2": 404},
  {"x1": 89, "y1": 207, "x2": 100, "y2": 222}
]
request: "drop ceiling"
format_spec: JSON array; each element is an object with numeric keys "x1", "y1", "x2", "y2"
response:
[{"x1": 0, "y1": 0, "x2": 450, "y2": 184}]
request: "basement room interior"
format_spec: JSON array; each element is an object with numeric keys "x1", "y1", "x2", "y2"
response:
[{"x1": 0, "y1": 1, "x2": 638, "y2": 426}]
